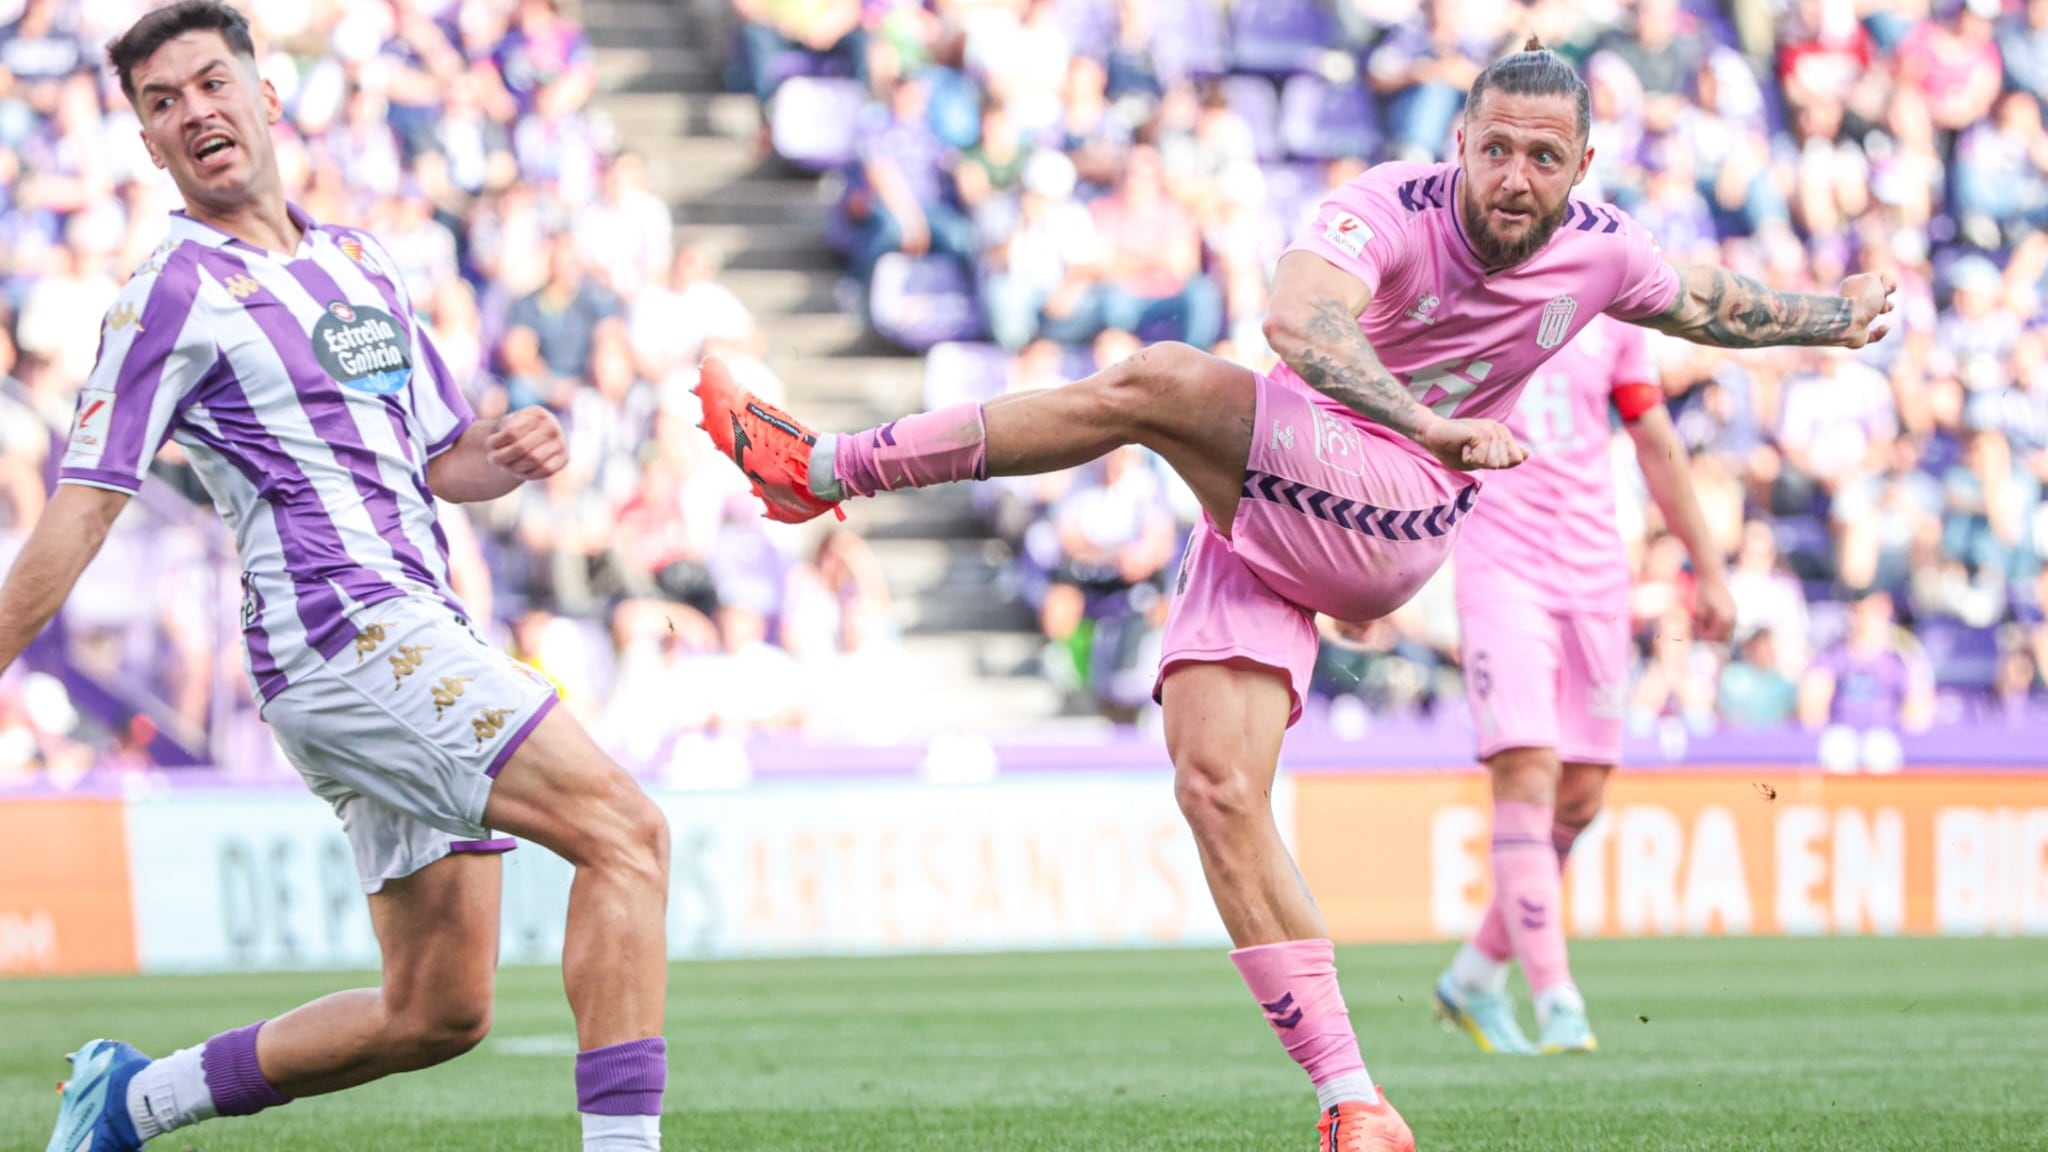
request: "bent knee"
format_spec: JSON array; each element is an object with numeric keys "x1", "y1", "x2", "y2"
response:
[
  {"x1": 588, "y1": 784, "x2": 670, "y2": 885},
  {"x1": 1553, "y1": 788, "x2": 1608, "y2": 831},
  {"x1": 1087, "y1": 342, "x2": 1217, "y2": 424},
  {"x1": 394, "y1": 1001, "x2": 492, "y2": 1067},
  {"x1": 1172, "y1": 754, "x2": 1270, "y2": 831},
  {"x1": 1486, "y1": 747, "x2": 1562, "y2": 802}
]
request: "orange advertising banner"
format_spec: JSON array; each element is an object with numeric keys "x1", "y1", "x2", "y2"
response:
[
  {"x1": 1293, "y1": 771, "x2": 2048, "y2": 942},
  {"x1": 0, "y1": 798, "x2": 137, "y2": 975}
]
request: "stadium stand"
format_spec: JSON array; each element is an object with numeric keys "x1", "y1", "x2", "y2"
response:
[{"x1": 1, "y1": 0, "x2": 2046, "y2": 790}]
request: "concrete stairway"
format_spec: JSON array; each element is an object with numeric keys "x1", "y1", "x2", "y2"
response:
[{"x1": 575, "y1": 0, "x2": 1078, "y2": 732}]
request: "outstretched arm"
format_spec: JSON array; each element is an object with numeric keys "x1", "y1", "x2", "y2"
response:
[
  {"x1": 1635, "y1": 264, "x2": 1896, "y2": 349},
  {"x1": 1263, "y1": 251, "x2": 1525, "y2": 471},
  {"x1": 0, "y1": 484, "x2": 130, "y2": 674}
]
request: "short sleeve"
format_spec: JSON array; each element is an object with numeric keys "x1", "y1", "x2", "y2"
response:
[
  {"x1": 1607, "y1": 321, "x2": 1656, "y2": 389},
  {"x1": 354, "y1": 229, "x2": 474, "y2": 457},
  {"x1": 1608, "y1": 320, "x2": 1662, "y2": 420},
  {"x1": 413, "y1": 321, "x2": 476, "y2": 458},
  {"x1": 58, "y1": 251, "x2": 215, "y2": 493},
  {"x1": 1603, "y1": 209, "x2": 1684, "y2": 322},
  {"x1": 1282, "y1": 166, "x2": 1421, "y2": 299}
]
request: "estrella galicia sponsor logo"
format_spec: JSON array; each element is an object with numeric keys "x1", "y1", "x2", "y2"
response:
[{"x1": 311, "y1": 301, "x2": 412, "y2": 394}]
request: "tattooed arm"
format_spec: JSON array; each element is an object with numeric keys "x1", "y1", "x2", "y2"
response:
[
  {"x1": 1264, "y1": 251, "x2": 1525, "y2": 470},
  {"x1": 1636, "y1": 264, "x2": 1897, "y2": 349}
]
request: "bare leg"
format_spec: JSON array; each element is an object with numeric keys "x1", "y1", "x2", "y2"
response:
[
  {"x1": 1554, "y1": 761, "x2": 1612, "y2": 833},
  {"x1": 1163, "y1": 661, "x2": 1322, "y2": 943},
  {"x1": 981, "y1": 343, "x2": 1257, "y2": 534},
  {"x1": 1164, "y1": 660, "x2": 1403, "y2": 1133},
  {"x1": 482, "y1": 708, "x2": 670, "y2": 1049},
  {"x1": 256, "y1": 851, "x2": 502, "y2": 1095}
]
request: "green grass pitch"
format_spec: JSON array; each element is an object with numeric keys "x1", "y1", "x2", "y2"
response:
[{"x1": 3, "y1": 938, "x2": 2044, "y2": 1150}]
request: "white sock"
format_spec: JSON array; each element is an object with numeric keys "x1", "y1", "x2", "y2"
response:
[
  {"x1": 128, "y1": 1044, "x2": 216, "y2": 1140},
  {"x1": 808, "y1": 435, "x2": 845, "y2": 501},
  {"x1": 1314, "y1": 1070, "x2": 1380, "y2": 1110},
  {"x1": 583, "y1": 1112, "x2": 661, "y2": 1151},
  {"x1": 1534, "y1": 984, "x2": 1585, "y2": 1027},
  {"x1": 1448, "y1": 941, "x2": 1511, "y2": 995}
]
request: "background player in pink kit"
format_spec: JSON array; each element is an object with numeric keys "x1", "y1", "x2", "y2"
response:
[
  {"x1": 1433, "y1": 314, "x2": 1736, "y2": 1057},
  {"x1": 699, "y1": 38, "x2": 1894, "y2": 1152},
  {"x1": 36, "y1": 6, "x2": 671, "y2": 1151}
]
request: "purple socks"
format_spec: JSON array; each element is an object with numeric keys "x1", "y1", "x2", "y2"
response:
[
  {"x1": 576, "y1": 1037, "x2": 668, "y2": 1116},
  {"x1": 199, "y1": 1021, "x2": 291, "y2": 1118}
]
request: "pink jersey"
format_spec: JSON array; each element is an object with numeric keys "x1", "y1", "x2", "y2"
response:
[
  {"x1": 1280, "y1": 161, "x2": 1680, "y2": 466},
  {"x1": 1454, "y1": 314, "x2": 1653, "y2": 611}
]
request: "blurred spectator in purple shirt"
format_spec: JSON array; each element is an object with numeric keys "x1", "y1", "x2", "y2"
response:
[{"x1": 1800, "y1": 589, "x2": 1936, "y2": 733}]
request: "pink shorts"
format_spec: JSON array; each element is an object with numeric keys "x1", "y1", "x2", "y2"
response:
[
  {"x1": 1458, "y1": 594, "x2": 1629, "y2": 765},
  {"x1": 1154, "y1": 372, "x2": 1476, "y2": 725}
]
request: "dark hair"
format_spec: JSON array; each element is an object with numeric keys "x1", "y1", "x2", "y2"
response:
[
  {"x1": 107, "y1": 0, "x2": 257, "y2": 106},
  {"x1": 1467, "y1": 36, "x2": 1591, "y2": 141}
]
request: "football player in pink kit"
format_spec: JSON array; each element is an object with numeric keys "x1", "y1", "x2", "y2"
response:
[
  {"x1": 1433, "y1": 314, "x2": 1736, "y2": 1057},
  {"x1": 700, "y1": 39, "x2": 1892, "y2": 1151}
]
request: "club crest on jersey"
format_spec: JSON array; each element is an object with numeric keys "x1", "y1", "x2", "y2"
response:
[
  {"x1": 339, "y1": 236, "x2": 368, "y2": 265},
  {"x1": 1324, "y1": 210, "x2": 1371, "y2": 258},
  {"x1": 1536, "y1": 296, "x2": 1577, "y2": 349},
  {"x1": 312, "y1": 301, "x2": 413, "y2": 394}
]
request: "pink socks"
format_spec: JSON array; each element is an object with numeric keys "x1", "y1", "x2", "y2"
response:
[
  {"x1": 1475, "y1": 800, "x2": 1574, "y2": 996},
  {"x1": 829, "y1": 403, "x2": 988, "y2": 498},
  {"x1": 1231, "y1": 939, "x2": 1377, "y2": 1106}
]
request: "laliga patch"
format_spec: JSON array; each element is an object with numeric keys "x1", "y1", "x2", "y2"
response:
[
  {"x1": 312, "y1": 301, "x2": 413, "y2": 394},
  {"x1": 67, "y1": 388, "x2": 116, "y2": 453},
  {"x1": 1323, "y1": 211, "x2": 1372, "y2": 258}
]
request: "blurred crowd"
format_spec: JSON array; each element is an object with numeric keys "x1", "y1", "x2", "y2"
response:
[
  {"x1": 2, "y1": 0, "x2": 2046, "y2": 786},
  {"x1": 0, "y1": 0, "x2": 917, "y2": 789},
  {"x1": 739, "y1": 0, "x2": 2048, "y2": 749}
]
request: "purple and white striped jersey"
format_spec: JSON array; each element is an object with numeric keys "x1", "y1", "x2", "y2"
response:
[{"x1": 59, "y1": 204, "x2": 476, "y2": 705}]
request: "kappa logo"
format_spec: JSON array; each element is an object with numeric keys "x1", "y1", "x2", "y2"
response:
[
  {"x1": 1323, "y1": 210, "x2": 1372, "y2": 258},
  {"x1": 388, "y1": 644, "x2": 433, "y2": 687},
  {"x1": 473, "y1": 707, "x2": 515, "y2": 748},
  {"x1": 431, "y1": 675, "x2": 475, "y2": 719},
  {"x1": 222, "y1": 274, "x2": 261, "y2": 300},
  {"x1": 354, "y1": 622, "x2": 389, "y2": 662},
  {"x1": 103, "y1": 301, "x2": 144, "y2": 335}
]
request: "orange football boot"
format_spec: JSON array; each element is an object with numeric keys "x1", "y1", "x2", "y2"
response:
[
  {"x1": 694, "y1": 357, "x2": 845, "y2": 524},
  {"x1": 1317, "y1": 1096, "x2": 1416, "y2": 1152}
]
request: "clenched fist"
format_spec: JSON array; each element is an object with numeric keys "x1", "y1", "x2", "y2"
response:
[
  {"x1": 1836, "y1": 271, "x2": 1897, "y2": 349},
  {"x1": 1418, "y1": 416, "x2": 1528, "y2": 472},
  {"x1": 486, "y1": 406, "x2": 568, "y2": 481}
]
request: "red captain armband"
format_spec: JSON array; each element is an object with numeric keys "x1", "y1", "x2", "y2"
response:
[{"x1": 1612, "y1": 381, "x2": 1662, "y2": 422}]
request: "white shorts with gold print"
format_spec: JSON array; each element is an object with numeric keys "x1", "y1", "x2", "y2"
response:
[{"x1": 261, "y1": 595, "x2": 560, "y2": 893}]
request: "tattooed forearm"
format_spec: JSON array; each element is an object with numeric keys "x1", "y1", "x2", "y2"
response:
[
  {"x1": 1645, "y1": 265, "x2": 1854, "y2": 348},
  {"x1": 1275, "y1": 297, "x2": 1434, "y2": 438}
]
